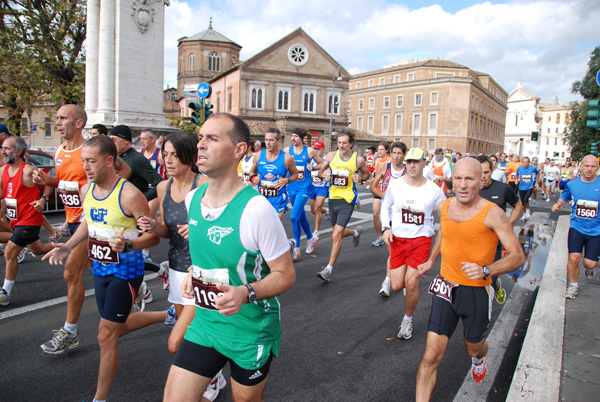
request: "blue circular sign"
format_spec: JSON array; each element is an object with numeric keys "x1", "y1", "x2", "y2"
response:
[{"x1": 197, "y1": 82, "x2": 212, "y2": 99}]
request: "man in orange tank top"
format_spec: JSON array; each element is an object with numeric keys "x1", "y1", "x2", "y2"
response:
[
  {"x1": 415, "y1": 158, "x2": 525, "y2": 401},
  {"x1": 0, "y1": 137, "x2": 56, "y2": 306}
]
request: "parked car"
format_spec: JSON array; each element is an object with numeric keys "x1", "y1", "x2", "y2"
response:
[{"x1": 25, "y1": 150, "x2": 65, "y2": 212}]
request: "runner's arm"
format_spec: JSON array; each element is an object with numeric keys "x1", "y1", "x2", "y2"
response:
[
  {"x1": 370, "y1": 164, "x2": 386, "y2": 198},
  {"x1": 138, "y1": 180, "x2": 169, "y2": 238},
  {"x1": 249, "y1": 150, "x2": 260, "y2": 185},
  {"x1": 356, "y1": 156, "x2": 371, "y2": 183},
  {"x1": 318, "y1": 152, "x2": 334, "y2": 178},
  {"x1": 307, "y1": 147, "x2": 323, "y2": 171},
  {"x1": 417, "y1": 200, "x2": 444, "y2": 277},
  {"x1": 115, "y1": 182, "x2": 160, "y2": 250},
  {"x1": 114, "y1": 156, "x2": 131, "y2": 179},
  {"x1": 508, "y1": 200, "x2": 522, "y2": 224},
  {"x1": 285, "y1": 153, "x2": 299, "y2": 183}
]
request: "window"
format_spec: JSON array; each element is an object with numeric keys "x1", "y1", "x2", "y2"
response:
[
  {"x1": 188, "y1": 54, "x2": 195, "y2": 70},
  {"x1": 368, "y1": 98, "x2": 375, "y2": 110},
  {"x1": 328, "y1": 92, "x2": 340, "y2": 115},
  {"x1": 216, "y1": 93, "x2": 221, "y2": 113},
  {"x1": 302, "y1": 88, "x2": 317, "y2": 113},
  {"x1": 394, "y1": 114, "x2": 403, "y2": 134},
  {"x1": 412, "y1": 113, "x2": 421, "y2": 135},
  {"x1": 471, "y1": 95, "x2": 475, "y2": 107},
  {"x1": 547, "y1": 115, "x2": 551, "y2": 122},
  {"x1": 21, "y1": 117, "x2": 27, "y2": 132},
  {"x1": 357, "y1": 116, "x2": 364, "y2": 131},
  {"x1": 436, "y1": 72, "x2": 454, "y2": 78},
  {"x1": 407, "y1": 73, "x2": 415, "y2": 81},
  {"x1": 367, "y1": 115, "x2": 374, "y2": 133},
  {"x1": 547, "y1": 128, "x2": 550, "y2": 133},
  {"x1": 554, "y1": 138, "x2": 558, "y2": 145},
  {"x1": 412, "y1": 138, "x2": 420, "y2": 148},
  {"x1": 555, "y1": 127, "x2": 558, "y2": 133},
  {"x1": 428, "y1": 112, "x2": 438, "y2": 134},
  {"x1": 347, "y1": 101, "x2": 351, "y2": 112},
  {"x1": 358, "y1": 99, "x2": 364, "y2": 111},
  {"x1": 430, "y1": 92, "x2": 438, "y2": 105},
  {"x1": 393, "y1": 75, "x2": 400, "y2": 83},
  {"x1": 368, "y1": 79, "x2": 374, "y2": 87},
  {"x1": 382, "y1": 115, "x2": 389, "y2": 134},
  {"x1": 379, "y1": 77, "x2": 385, "y2": 86},
  {"x1": 44, "y1": 117, "x2": 52, "y2": 138},
  {"x1": 415, "y1": 93, "x2": 422, "y2": 106},
  {"x1": 356, "y1": 82, "x2": 361, "y2": 89},
  {"x1": 249, "y1": 85, "x2": 265, "y2": 110},
  {"x1": 383, "y1": 96, "x2": 390, "y2": 108},
  {"x1": 208, "y1": 52, "x2": 220, "y2": 72},
  {"x1": 565, "y1": 113, "x2": 569, "y2": 122},
  {"x1": 276, "y1": 86, "x2": 291, "y2": 112},
  {"x1": 227, "y1": 88, "x2": 232, "y2": 112},
  {"x1": 515, "y1": 115, "x2": 518, "y2": 126},
  {"x1": 545, "y1": 151, "x2": 549, "y2": 157},
  {"x1": 396, "y1": 95, "x2": 403, "y2": 107},
  {"x1": 428, "y1": 138, "x2": 436, "y2": 150}
]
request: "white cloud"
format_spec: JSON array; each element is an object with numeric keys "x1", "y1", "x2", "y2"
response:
[{"x1": 163, "y1": 0, "x2": 600, "y2": 104}]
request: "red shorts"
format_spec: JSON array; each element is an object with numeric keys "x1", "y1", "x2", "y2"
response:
[{"x1": 390, "y1": 236, "x2": 432, "y2": 269}]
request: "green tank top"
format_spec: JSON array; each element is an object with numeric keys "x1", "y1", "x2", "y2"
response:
[{"x1": 184, "y1": 183, "x2": 282, "y2": 345}]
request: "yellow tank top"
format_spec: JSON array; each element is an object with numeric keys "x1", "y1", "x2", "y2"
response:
[
  {"x1": 329, "y1": 150, "x2": 358, "y2": 204},
  {"x1": 83, "y1": 178, "x2": 138, "y2": 242}
]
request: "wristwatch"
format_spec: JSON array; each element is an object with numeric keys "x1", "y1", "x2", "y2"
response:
[
  {"x1": 42, "y1": 196, "x2": 49, "y2": 203},
  {"x1": 245, "y1": 284, "x2": 256, "y2": 303},
  {"x1": 123, "y1": 240, "x2": 133, "y2": 253},
  {"x1": 482, "y1": 265, "x2": 491, "y2": 279}
]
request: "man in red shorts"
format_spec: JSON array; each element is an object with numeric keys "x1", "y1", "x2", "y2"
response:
[{"x1": 380, "y1": 148, "x2": 446, "y2": 339}]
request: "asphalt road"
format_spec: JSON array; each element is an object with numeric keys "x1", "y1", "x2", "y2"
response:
[{"x1": 0, "y1": 186, "x2": 569, "y2": 402}]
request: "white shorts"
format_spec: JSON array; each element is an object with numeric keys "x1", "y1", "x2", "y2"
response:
[{"x1": 168, "y1": 268, "x2": 195, "y2": 306}]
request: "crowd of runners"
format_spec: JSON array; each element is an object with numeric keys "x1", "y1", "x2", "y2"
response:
[{"x1": 0, "y1": 108, "x2": 598, "y2": 401}]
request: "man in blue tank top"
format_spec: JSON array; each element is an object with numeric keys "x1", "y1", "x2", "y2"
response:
[
  {"x1": 249, "y1": 128, "x2": 298, "y2": 219},
  {"x1": 284, "y1": 129, "x2": 323, "y2": 260}
]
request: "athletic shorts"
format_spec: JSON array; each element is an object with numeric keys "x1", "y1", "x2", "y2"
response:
[
  {"x1": 559, "y1": 180, "x2": 567, "y2": 190},
  {"x1": 519, "y1": 189, "x2": 533, "y2": 203},
  {"x1": 94, "y1": 275, "x2": 143, "y2": 323},
  {"x1": 168, "y1": 268, "x2": 195, "y2": 306},
  {"x1": 373, "y1": 195, "x2": 382, "y2": 201},
  {"x1": 68, "y1": 222, "x2": 81, "y2": 236},
  {"x1": 508, "y1": 182, "x2": 517, "y2": 192},
  {"x1": 567, "y1": 227, "x2": 600, "y2": 262},
  {"x1": 328, "y1": 198, "x2": 355, "y2": 228},
  {"x1": 10, "y1": 225, "x2": 41, "y2": 247},
  {"x1": 428, "y1": 284, "x2": 492, "y2": 344},
  {"x1": 173, "y1": 336, "x2": 276, "y2": 386},
  {"x1": 390, "y1": 236, "x2": 432, "y2": 269},
  {"x1": 265, "y1": 193, "x2": 288, "y2": 214},
  {"x1": 546, "y1": 180, "x2": 556, "y2": 188}
]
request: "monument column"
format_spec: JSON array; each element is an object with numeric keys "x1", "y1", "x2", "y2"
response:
[
  {"x1": 97, "y1": 0, "x2": 115, "y2": 117},
  {"x1": 84, "y1": 0, "x2": 100, "y2": 113}
]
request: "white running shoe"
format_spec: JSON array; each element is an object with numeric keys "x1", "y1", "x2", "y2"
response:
[
  {"x1": 397, "y1": 319, "x2": 413, "y2": 339},
  {"x1": 353, "y1": 226, "x2": 363, "y2": 247},
  {"x1": 202, "y1": 370, "x2": 226, "y2": 401},
  {"x1": 158, "y1": 261, "x2": 170, "y2": 290},
  {"x1": 317, "y1": 267, "x2": 331, "y2": 282},
  {"x1": 306, "y1": 236, "x2": 318, "y2": 254},
  {"x1": 17, "y1": 247, "x2": 28, "y2": 264},
  {"x1": 379, "y1": 278, "x2": 391, "y2": 297}
]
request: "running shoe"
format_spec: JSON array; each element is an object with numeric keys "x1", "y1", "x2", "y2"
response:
[
  {"x1": 292, "y1": 247, "x2": 300, "y2": 261},
  {"x1": 565, "y1": 285, "x2": 578, "y2": 299},
  {"x1": 379, "y1": 278, "x2": 391, "y2": 297},
  {"x1": 585, "y1": 268, "x2": 594, "y2": 279},
  {"x1": 316, "y1": 267, "x2": 331, "y2": 282},
  {"x1": 288, "y1": 239, "x2": 295, "y2": 258},
  {"x1": 40, "y1": 328, "x2": 79, "y2": 354},
  {"x1": 158, "y1": 261, "x2": 170, "y2": 290},
  {"x1": 520, "y1": 215, "x2": 527, "y2": 222},
  {"x1": 56, "y1": 222, "x2": 69, "y2": 235},
  {"x1": 531, "y1": 198, "x2": 536, "y2": 207},
  {"x1": 323, "y1": 209, "x2": 330, "y2": 221},
  {"x1": 132, "y1": 283, "x2": 146, "y2": 312},
  {"x1": 49, "y1": 229, "x2": 62, "y2": 242},
  {"x1": 353, "y1": 226, "x2": 363, "y2": 247},
  {"x1": 17, "y1": 247, "x2": 28, "y2": 264},
  {"x1": 306, "y1": 236, "x2": 318, "y2": 254},
  {"x1": 471, "y1": 358, "x2": 487, "y2": 383},
  {"x1": 371, "y1": 237, "x2": 385, "y2": 247},
  {"x1": 202, "y1": 370, "x2": 226, "y2": 401},
  {"x1": 495, "y1": 278, "x2": 507, "y2": 305},
  {"x1": 356, "y1": 197, "x2": 361, "y2": 210},
  {"x1": 313, "y1": 232, "x2": 320, "y2": 242},
  {"x1": 397, "y1": 319, "x2": 413, "y2": 339},
  {"x1": 165, "y1": 305, "x2": 177, "y2": 328},
  {"x1": 525, "y1": 210, "x2": 531, "y2": 219},
  {"x1": 143, "y1": 282, "x2": 153, "y2": 303},
  {"x1": 142, "y1": 249, "x2": 152, "y2": 261},
  {"x1": 0, "y1": 288, "x2": 9, "y2": 306}
]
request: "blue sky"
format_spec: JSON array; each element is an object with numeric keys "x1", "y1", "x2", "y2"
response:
[{"x1": 164, "y1": 0, "x2": 599, "y2": 104}]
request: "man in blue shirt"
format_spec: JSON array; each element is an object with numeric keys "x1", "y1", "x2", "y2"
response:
[
  {"x1": 516, "y1": 157, "x2": 539, "y2": 221},
  {"x1": 552, "y1": 154, "x2": 600, "y2": 299}
]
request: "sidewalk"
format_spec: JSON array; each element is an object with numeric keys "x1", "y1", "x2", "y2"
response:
[{"x1": 507, "y1": 216, "x2": 600, "y2": 401}]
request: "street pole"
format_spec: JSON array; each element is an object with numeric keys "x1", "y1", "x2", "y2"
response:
[{"x1": 329, "y1": 66, "x2": 342, "y2": 152}]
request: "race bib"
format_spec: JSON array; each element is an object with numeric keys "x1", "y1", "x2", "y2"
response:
[
  {"x1": 5, "y1": 198, "x2": 17, "y2": 220},
  {"x1": 58, "y1": 180, "x2": 82, "y2": 208},
  {"x1": 191, "y1": 267, "x2": 229, "y2": 311},
  {"x1": 259, "y1": 180, "x2": 278, "y2": 197},
  {"x1": 575, "y1": 200, "x2": 598, "y2": 219},
  {"x1": 331, "y1": 169, "x2": 349, "y2": 187},
  {"x1": 428, "y1": 274, "x2": 458, "y2": 303},
  {"x1": 88, "y1": 237, "x2": 119, "y2": 264},
  {"x1": 311, "y1": 170, "x2": 324, "y2": 185},
  {"x1": 297, "y1": 166, "x2": 305, "y2": 181},
  {"x1": 521, "y1": 175, "x2": 531, "y2": 183},
  {"x1": 509, "y1": 173, "x2": 516, "y2": 181},
  {"x1": 401, "y1": 201, "x2": 425, "y2": 225}
]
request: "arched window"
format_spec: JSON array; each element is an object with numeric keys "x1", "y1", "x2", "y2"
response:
[
  {"x1": 208, "y1": 52, "x2": 220, "y2": 72},
  {"x1": 328, "y1": 94, "x2": 339, "y2": 114},
  {"x1": 188, "y1": 54, "x2": 195, "y2": 71}
]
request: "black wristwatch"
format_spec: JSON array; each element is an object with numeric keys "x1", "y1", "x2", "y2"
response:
[
  {"x1": 482, "y1": 265, "x2": 491, "y2": 279},
  {"x1": 42, "y1": 196, "x2": 49, "y2": 203},
  {"x1": 245, "y1": 284, "x2": 256, "y2": 303},
  {"x1": 123, "y1": 240, "x2": 133, "y2": 253}
]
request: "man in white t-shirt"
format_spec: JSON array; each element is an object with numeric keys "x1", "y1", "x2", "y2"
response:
[
  {"x1": 544, "y1": 160, "x2": 560, "y2": 201},
  {"x1": 381, "y1": 147, "x2": 446, "y2": 340}
]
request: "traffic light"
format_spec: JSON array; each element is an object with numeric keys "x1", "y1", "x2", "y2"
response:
[
  {"x1": 587, "y1": 100, "x2": 600, "y2": 131},
  {"x1": 592, "y1": 142, "x2": 600, "y2": 156},
  {"x1": 204, "y1": 102, "x2": 213, "y2": 121},
  {"x1": 531, "y1": 131, "x2": 539, "y2": 141},
  {"x1": 188, "y1": 101, "x2": 204, "y2": 125}
]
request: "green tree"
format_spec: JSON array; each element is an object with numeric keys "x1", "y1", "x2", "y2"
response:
[
  {"x1": 567, "y1": 46, "x2": 600, "y2": 160},
  {"x1": 0, "y1": 0, "x2": 86, "y2": 135}
]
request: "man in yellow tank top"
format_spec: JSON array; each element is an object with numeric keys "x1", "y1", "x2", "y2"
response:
[
  {"x1": 415, "y1": 158, "x2": 525, "y2": 400},
  {"x1": 315, "y1": 130, "x2": 370, "y2": 282}
]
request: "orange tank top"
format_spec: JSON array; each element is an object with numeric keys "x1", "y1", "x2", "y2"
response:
[
  {"x1": 374, "y1": 156, "x2": 391, "y2": 191},
  {"x1": 440, "y1": 198, "x2": 497, "y2": 286},
  {"x1": 431, "y1": 160, "x2": 448, "y2": 192},
  {"x1": 55, "y1": 143, "x2": 87, "y2": 223}
]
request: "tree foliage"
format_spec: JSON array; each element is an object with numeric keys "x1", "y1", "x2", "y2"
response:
[
  {"x1": 567, "y1": 46, "x2": 600, "y2": 160},
  {"x1": 0, "y1": 0, "x2": 86, "y2": 135}
]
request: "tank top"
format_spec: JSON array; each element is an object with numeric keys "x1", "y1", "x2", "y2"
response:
[
  {"x1": 142, "y1": 148, "x2": 167, "y2": 179},
  {"x1": 439, "y1": 199, "x2": 497, "y2": 287},
  {"x1": 163, "y1": 174, "x2": 201, "y2": 272},
  {"x1": 83, "y1": 178, "x2": 143, "y2": 280},
  {"x1": 431, "y1": 160, "x2": 449, "y2": 192},
  {"x1": 55, "y1": 143, "x2": 87, "y2": 223},
  {"x1": 329, "y1": 150, "x2": 358, "y2": 204},
  {"x1": 239, "y1": 154, "x2": 255, "y2": 183},
  {"x1": 2, "y1": 163, "x2": 43, "y2": 227},
  {"x1": 257, "y1": 150, "x2": 289, "y2": 195},
  {"x1": 374, "y1": 156, "x2": 392, "y2": 191},
  {"x1": 185, "y1": 184, "x2": 281, "y2": 345},
  {"x1": 380, "y1": 162, "x2": 406, "y2": 193},
  {"x1": 288, "y1": 145, "x2": 311, "y2": 192}
]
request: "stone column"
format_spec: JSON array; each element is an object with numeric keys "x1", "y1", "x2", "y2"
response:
[
  {"x1": 84, "y1": 0, "x2": 100, "y2": 113},
  {"x1": 97, "y1": 0, "x2": 115, "y2": 116}
]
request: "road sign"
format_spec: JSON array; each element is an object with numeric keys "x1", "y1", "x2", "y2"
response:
[
  {"x1": 197, "y1": 82, "x2": 212, "y2": 99},
  {"x1": 596, "y1": 69, "x2": 600, "y2": 87},
  {"x1": 31, "y1": 125, "x2": 37, "y2": 132},
  {"x1": 183, "y1": 84, "x2": 200, "y2": 98}
]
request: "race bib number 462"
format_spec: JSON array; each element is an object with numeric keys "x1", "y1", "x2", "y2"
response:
[{"x1": 88, "y1": 237, "x2": 119, "y2": 264}]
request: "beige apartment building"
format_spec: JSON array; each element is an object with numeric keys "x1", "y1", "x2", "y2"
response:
[
  {"x1": 0, "y1": 102, "x2": 60, "y2": 152},
  {"x1": 539, "y1": 98, "x2": 571, "y2": 163},
  {"x1": 347, "y1": 59, "x2": 507, "y2": 154}
]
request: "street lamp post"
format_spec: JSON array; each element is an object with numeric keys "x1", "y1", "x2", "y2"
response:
[{"x1": 329, "y1": 67, "x2": 343, "y2": 152}]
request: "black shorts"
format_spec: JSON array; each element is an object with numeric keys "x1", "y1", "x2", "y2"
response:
[
  {"x1": 329, "y1": 198, "x2": 355, "y2": 228},
  {"x1": 519, "y1": 189, "x2": 533, "y2": 203},
  {"x1": 94, "y1": 275, "x2": 143, "y2": 323},
  {"x1": 10, "y1": 225, "x2": 41, "y2": 247},
  {"x1": 508, "y1": 182, "x2": 517, "y2": 192},
  {"x1": 428, "y1": 284, "x2": 492, "y2": 343},
  {"x1": 68, "y1": 222, "x2": 81, "y2": 236},
  {"x1": 568, "y1": 227, "x2": 600, "y2": 262},
  {"x1": 373, "y1": 195, "x2": 382, "y2": 201},
  {"x1": 173, "y1": 339, "x2": 274, "y2": 386}
]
